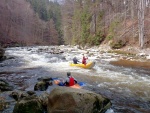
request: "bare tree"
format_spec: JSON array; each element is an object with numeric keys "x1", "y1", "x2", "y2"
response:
[{"x1": 138, "y1": 0, "x2": 145, "y2": 48}]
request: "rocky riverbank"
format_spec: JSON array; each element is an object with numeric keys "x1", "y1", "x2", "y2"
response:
[
  {"x1": 98, "y1": 44, "x2": 150, "y2": 69},
  {"x1": 99, "y1": 44, "x2": 150, "y2": 61}
]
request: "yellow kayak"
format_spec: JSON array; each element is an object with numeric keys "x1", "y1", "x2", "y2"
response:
[{"x1": 70, "y1": 62, "x2": 95, "y2": 69}]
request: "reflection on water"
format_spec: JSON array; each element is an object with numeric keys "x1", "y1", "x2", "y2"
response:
[{"x1": 1, "y1": 46, "x2": 150, "y2": 113}]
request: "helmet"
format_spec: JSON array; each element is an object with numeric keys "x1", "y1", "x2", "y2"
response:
[{"x1": 67, "y1": 72, "x2": 71, "y2": 77}]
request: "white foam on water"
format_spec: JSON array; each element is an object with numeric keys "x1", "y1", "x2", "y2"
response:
[
  {"x1": 5, "y1": 46, "x2": 150, "y2": 101},
  {"x1": 105, "y1": 108, "x2": 115, "y2": 113}
]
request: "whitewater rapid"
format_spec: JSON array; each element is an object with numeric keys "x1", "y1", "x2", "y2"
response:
[
  {"x1": 4, "y1": 46, "x2": 150, "y2": 101},
  {"x1": 2, "y1": 46, "x2": 150, "y2": 113}
]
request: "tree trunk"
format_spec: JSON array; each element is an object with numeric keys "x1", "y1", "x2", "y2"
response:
[{"x1": 138, "y1": 0, "x2": 145, "y2": 48}]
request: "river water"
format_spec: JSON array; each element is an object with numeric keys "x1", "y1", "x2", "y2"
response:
[{"x1": 0, "y1": 46, "x2": 150, "y2": 113}]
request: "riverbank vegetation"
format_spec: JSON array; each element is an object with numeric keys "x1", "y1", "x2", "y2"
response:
[{"x1": 0, "y1": 0, "x2": 149, "y2": 49}]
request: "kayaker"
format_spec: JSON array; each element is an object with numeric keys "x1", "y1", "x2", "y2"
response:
[
  {"x1": 82, "y1": 54, "x2": 88, "y2": 65},
  {"x1": 73, "y1": 57, "x2": 79, "y2": 64},
  {"x1": 64, "y1": 72, "x2": 77, "y2": 86}
]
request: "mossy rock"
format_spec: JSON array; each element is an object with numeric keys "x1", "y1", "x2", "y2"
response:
[
  {"x1": 0, "y1": 79, "x2": 13, "y2": 91},
  {"x1": 13, "y1": 96, "x2": 43, "y2": 113}
]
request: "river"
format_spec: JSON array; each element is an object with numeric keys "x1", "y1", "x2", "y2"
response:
[{"x1": 0, "y1": 46, "x2": 150, "y2": 113}]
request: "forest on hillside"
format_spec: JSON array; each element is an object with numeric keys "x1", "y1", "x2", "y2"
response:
[
  {"x1": 0, "y1": 0, "x2": 150, "y2": 48},
  {"x1": 0, "y1": 0, "x2": 62, "y2": 46}
]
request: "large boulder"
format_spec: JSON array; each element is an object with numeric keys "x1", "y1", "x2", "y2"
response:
[{"x1": 47, "y1": 87, "x2": 111, "y2": 113}]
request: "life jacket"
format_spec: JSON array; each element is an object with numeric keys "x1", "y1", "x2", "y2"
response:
[
  {"x1": 69, "y1": 77, "x2": 75, "y2": 86},
  {"x1": 82, "y1": 56, "x2": 87, "y2": 65}
]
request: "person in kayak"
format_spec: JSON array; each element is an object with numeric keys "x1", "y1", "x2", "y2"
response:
[
  {"x1": 64, "y1": 72, "x2": 77, "y2": 86},
  {"x1": 73, "y1": 57, "x2": 79, "y2": 64},
  {"x1": 82, "y1": 54, "x2": 88, "y2": 65}
]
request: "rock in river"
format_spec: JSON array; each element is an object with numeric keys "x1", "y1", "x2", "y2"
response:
[{"x1": 47, "y1": 87, "x2": 111, "y2": 113}]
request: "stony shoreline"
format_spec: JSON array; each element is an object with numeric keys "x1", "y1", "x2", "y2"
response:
[
  {"x1": 99, "y1": 44, "x2": 150, "y2": 60},
  {"x1": 99, "y1": 44, "x2": 150, "y2": 69}
]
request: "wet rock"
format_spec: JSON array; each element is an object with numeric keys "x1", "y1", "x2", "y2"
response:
[
  {"x1": 0, "y1": 79, "x2": 13, "y2": 91},
  {"x1": 27, "y1": 91, "x2": 36, "y2": 96},
  {"x1": 47, "y1": 87, "x2": 111, "y2": 113},
  {"x1": 37, "y1": 77, "x2": 52, "y2": 82},
  {"x1": 34, "y1": 81, "x2": 51, "y2": 91},
  {"x1": 7, "y1": 56, "x2": 15, "y2": 60},
  {"x1": 10, "y1": 91, "x2": 20, "y2": 101},
  {"x1": 50, "y1": 49, "x2": 64, "y2": 54},
  {"x1": 36, "y1": 77, "x2": 53, "y2": 89},
  {"x1": 37, "y1": 47, "x2": 64, "y2": 54},
  {"x1": 0, "y1": 97, "x2": 7, "y2": 111},
  {"x1": 0, "y1": 47, "x2": 5, "y2": 61},
  {"x1": 10, "y1": 91, "x2": 29, "y2": 101},
  {"x1": 13, "y1": 96, "x2": 44, "y2": 113}
]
